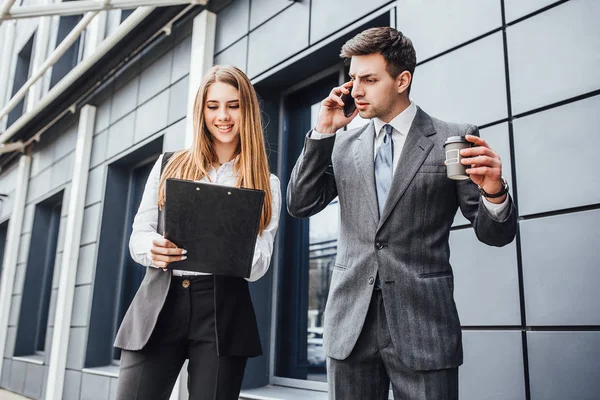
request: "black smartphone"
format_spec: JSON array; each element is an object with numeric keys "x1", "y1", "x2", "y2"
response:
[{"x1": 340, "y1": 92, "x2": 356, "y2": 118}]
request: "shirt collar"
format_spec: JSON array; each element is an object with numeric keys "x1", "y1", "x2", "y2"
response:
[{"x1": 373, "y1": 100, "x2": 417, "y2": 138}]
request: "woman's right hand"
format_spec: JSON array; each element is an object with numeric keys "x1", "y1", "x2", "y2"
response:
[{"x1": 150, "y1": 237, "x2": 187, "y2": 270}]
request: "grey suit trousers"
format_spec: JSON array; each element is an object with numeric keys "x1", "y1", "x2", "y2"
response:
[{"x1": 327, "y1": 289, "x2": 458, "y2": 400}]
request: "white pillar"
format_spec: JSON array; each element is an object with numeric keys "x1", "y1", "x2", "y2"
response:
[
  {"x1": 0, "y1": 20, "x2": 16, "y2": 131},
  {"x1": 45, "y1": 105, "x2": 96, "y2": 400},
  {"x1": 0, "y1": 154, "x2": 31, "y2": 380},
  {"x1": 184, "y1": 9, "x2": 216, "y2": 149}
]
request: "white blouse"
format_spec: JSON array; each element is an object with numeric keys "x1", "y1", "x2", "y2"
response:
[{"x1": 128, "y1": 153, "x2": 282, "y2": 281}]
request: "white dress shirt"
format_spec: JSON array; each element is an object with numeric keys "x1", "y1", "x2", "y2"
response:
[
  {"x1": 129, "y1": 154, "x2": 282, "y2": 281},
  {"x1": 311, "y1": 101, "x2": 509, "y2": 219}
]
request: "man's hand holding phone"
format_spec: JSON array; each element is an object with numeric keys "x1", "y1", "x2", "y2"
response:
[{"x1": 315, "y1": 81, "x2": 358, "y2": 134}]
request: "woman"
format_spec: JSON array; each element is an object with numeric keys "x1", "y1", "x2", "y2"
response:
[{"x1": 114, "y1": 65, "x2": 281, "y2": 400}]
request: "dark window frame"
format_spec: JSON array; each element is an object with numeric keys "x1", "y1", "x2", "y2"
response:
[
  {"x1": 86, "y1": 137, "x2": 162, "y2": 368},
  {"x1": 7, "y1": 33, "x2": 36, "y2": 128},
  {"x1": 14, "y1": 190, "x2": 64, "y2": 356}
]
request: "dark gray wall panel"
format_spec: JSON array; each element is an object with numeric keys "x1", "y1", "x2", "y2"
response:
[
  {"x1": 53, "y1": 125, "x2": 77, "y2": 162},
  {"x1": 71, "y1": 285, "x2": 91, "y2": 327},
  {"x1": 64, "y1": 370, "x2": 82, "y2": 400},
  {"x1": 513, "y1": 95, "x2": 600, "y2": 216},
  {"x1": 94, "y1": 100, "x2": 112, "y2": 134},
  {"x1": 249, "y1": 0, "x2": 293, "y2": 30},
  {"x1": 4, "y1": 327, "x2": 16, "y2": 357},
  {"x1": 109, "y1": 76, "x2": 139, "y2": 124},
  {"x1": 310, "y1": 0, "x2": 390, "y2": 44},
  {"x1": 396, "y1": 0, "x2": 501, "y2": 61},
  {"x1": 50, "y1": 154, "x2": 73, "y2": 188},
  {"x1": 109, "y1": 377, "x2": 118, "y2": 399},
  {"x1": 134, "y1": 89, "x2": 169, "y2": 143},
  {"x1": 1, "y1": 358, "x2": 11, "y2": 388},
  {"x1": 138, "y1": 50, "x2": 173, "y2": 105},
  {"x1": 215, "y1": 0, "x2": 250, "y2": 53},
  {"x1": 80, "y1": 373, "x2": 111, "y2": 400},
  {"x1": 80, "y1": 204, "x2": 101, "y2": 246},
  {"x1": 85, "y1": 167, "x2": 105, "y2": 207},
  {"x1": 23, "y1": 363, "x2": 44, "y2": 398},
  {"x1": 411, "y1": 33, "x2": 507, "y2": 127},
  {"x1": 214, "y1": 37, "x2": 247, "y2": 73},
  {"x1": 507, "y1": 0, "x2": 600, "y2": 114},
  {"x1": 90, "y1": 130, "x2": 107, "y2": 169},
  {"x1": 528, "y1": 331, "x2": 600, "y2": 400},
  {"x1": 461, "y1": 331, "x2": 525, "y2": 399},
  {"x1": 521, "y1": 210, "x2": 600, "y2": 326},
  {"x1": 450, "y1": 228, "x2": 520, "y2": 326},
  {"x1": 168, "y1": 76, "x2": 189, "y2": 125},
  {"x1": 75, "y1": 244, "x2": 96, "y2": 286},
  {"x1": 247, "y1": 2, "x2": 309, "y2": 78},
  {"x1": 171, "y1": 36, "x2": 191, "y2": 84},
  {"x1": 27, "y1": 169, "x2": 51, "y2": 204},
  {"x1": 52, "y1": 254, "x2": 62, "y2": 290},
  {"x1": 505, "y1": 0, "x2": 562, "y2": 23},
  {"x1": 13, "y1": 264, "x2": 26, "y2": 295},
  {"x1": 163, "y1": 119, "x2": 186, "y2": 152},
  {"x1": 8, "y1": 360, "x2": 26, "y2": 393},
  {"x1": 17, "y1": 235, "x2": 30, "y2": 272},
  {"x1": 66, "y1": 327, "x2": 86, "y2": 370},
  {"x1": 8, "y1": 294, "x2": 21, "y2": 326},
  {"x1": 106, "y1": 113, "x2": 135, "y2": 160}
]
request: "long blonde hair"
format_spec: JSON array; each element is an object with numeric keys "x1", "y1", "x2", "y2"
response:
[{"x1": 158, "y1": 65, "x2": 272, "y2": 234}]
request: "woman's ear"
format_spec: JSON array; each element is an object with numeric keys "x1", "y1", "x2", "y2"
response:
[{"x1": 397, "y1": 71, "x2": 412, "y2": 94}]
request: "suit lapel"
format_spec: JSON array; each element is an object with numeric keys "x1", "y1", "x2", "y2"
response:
[
  {"x1": 353, "y1": 121, "x2": 379, "y2": 225},
  {"x1": 377, "y1": 108, "x2": 436, "y2": 230}
]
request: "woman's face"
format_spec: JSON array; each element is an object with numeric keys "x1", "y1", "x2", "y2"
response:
[{"x1": 204, "y1": 81, "x2": 241, "y2": 147}]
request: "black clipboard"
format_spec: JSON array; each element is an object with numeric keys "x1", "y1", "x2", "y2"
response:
[{"x1": 160, "y1": 178, "x2": 265, "y2": 278}]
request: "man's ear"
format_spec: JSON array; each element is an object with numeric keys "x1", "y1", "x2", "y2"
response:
[{"x1": 396, "y1": 71, "x2": 412, "y2": 94}]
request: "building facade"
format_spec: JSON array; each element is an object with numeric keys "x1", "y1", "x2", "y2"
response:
[{"x1": 0, "y1": 0, "x2": 598, "y2": 399}]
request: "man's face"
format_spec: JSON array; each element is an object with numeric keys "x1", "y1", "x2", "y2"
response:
[{"x1": 349, "y1": 53, "x2": 403, "y2": 122}]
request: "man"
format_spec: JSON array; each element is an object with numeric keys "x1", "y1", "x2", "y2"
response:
[{"x1": 287, "y1": 27, "x2": 517, "y2": 399}]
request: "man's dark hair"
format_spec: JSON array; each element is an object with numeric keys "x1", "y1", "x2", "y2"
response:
[{"x1": 341, "y1": 27, "x2": 417, "y2": 94}]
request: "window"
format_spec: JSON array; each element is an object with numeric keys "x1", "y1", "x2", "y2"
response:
[
  {"x1": 50, "y1": 9, "x2": 85, "y2": 88},
  {"x1": 120, "y1": 9, "x2": 135, "y2": 23},
  {"x1": 86, "y1": 138, "x2": 162, "y2": 367},
  {"x1": 0, "y1": 219, "x2": 9, "y2": 278},
  {"x1": 276, "y1": 71, "x2": 341, "y2": 382},
  {"x1": 7, "y1": 33, "x2": 35, "y2": 127},
  {"x1": 270, "y1": 9, "x2": 391, "y2": 385},
  {"x1": 14, "y1": 191, "x2": 63, "y2": 356}
]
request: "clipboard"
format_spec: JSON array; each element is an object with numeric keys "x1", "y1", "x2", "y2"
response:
[{"x1": 160, "y1": 178, "x2": 265, "y2": 278}]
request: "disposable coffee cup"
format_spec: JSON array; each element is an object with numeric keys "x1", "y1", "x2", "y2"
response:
[{"x1": 443, "y1": 136, "x2": 472, "y2": 180}]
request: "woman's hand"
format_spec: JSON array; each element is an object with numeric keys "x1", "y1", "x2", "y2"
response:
[{"x1": 150, "y1": 237, "x2": 187, "y2": 270}]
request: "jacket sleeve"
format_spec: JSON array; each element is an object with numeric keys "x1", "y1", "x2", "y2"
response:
[
  {"x1": 287, "y1": 132, "x2": 338, "y2": 219},
  {"x1": 457, "y1": 125, "x2": 518, "y2": 247}
]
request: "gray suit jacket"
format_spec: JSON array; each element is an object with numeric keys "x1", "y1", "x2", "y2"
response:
[{"x1": 287, "y1": 108, "x2": 517, "y2": 371}]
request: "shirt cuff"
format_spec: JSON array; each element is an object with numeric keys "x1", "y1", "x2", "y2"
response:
[
  {"x1": 482, "y1": 195, "x2": 510, "y2": 221},
  {"x1": 308, "y1": 129, "x2": 336, "y2": 140}
]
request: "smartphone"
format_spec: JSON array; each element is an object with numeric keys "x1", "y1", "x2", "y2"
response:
[{"x1": 340, "y1": 92, "x2": 356, "y2": 118}]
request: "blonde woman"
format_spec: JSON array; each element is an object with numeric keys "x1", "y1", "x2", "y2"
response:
[{"x1": 114, "y1": 65, "x2": 281, "y2": 400}]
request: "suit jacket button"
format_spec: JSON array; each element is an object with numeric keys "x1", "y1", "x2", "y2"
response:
[
  {"x1": 368, "y1": 277, "x2": 375, "y2": 285},
  {"x1": 375, "y1": 242, "x2": 383, "y2": 250}
]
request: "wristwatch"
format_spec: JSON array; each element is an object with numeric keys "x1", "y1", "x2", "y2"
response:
[{"x1": 479, "y1": 177, "x2": 509, "y2": 199}]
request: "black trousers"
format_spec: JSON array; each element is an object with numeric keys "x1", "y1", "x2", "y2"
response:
[
  {"x1": 116, "y1": 276, "x2": 247, "y2": 400},
  {"x1": 327, "y1": 289, "x2": 458, "y2": 400}
]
